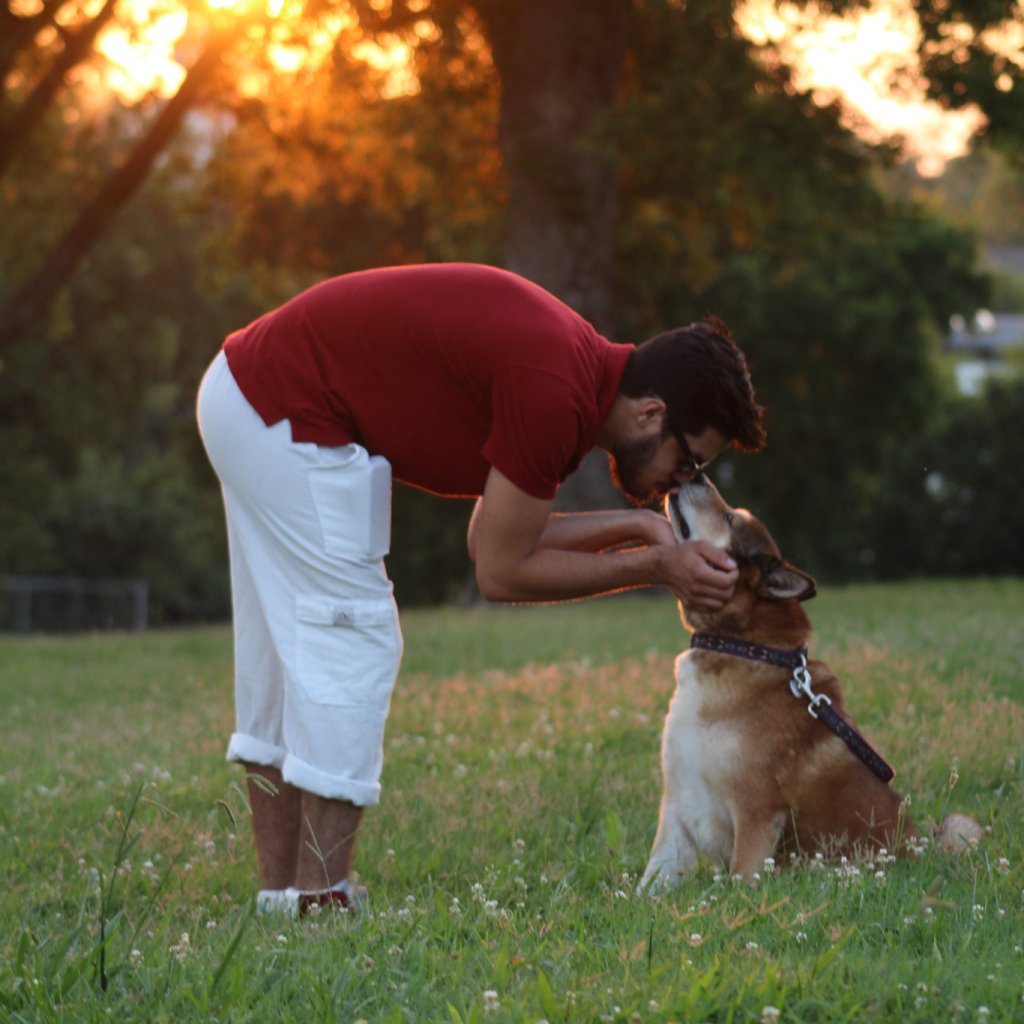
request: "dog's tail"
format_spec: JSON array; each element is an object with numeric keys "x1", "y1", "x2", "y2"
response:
[{"x1": 934, "y1": 813, "x2": 983, "y2": 853}]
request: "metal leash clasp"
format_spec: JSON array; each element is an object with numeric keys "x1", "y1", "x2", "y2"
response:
[{"x1": 788, "y1": 652, "x2": 832, "y2": 719}]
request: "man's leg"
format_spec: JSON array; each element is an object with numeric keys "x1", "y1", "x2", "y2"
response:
[
  {"x1": 246, "y1": 762, "x2": 363, "y2": 890},
  {"x1": 245, "y1": 763, "x2": 301, "y2": 889},
  {"x1": 295, "y1": 794, "x2": 364, "y2": 890}
]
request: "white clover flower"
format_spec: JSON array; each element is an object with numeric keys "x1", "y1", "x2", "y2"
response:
[
  {"x1": 688, "y1": 933, "x2": 703, "y2": 947},
  {"x1": 130, "y1": 948, "x2": 144, "y2": 967},
  {"x1": 761, "y1": 1006, "x2": 781, "y2": 1023},
  {"x1": 483, "y1": 989, "x2": 499, "y2": 1013},
  {"x1": 169, "y1": 932, "x2": 191, "y2": 962}
]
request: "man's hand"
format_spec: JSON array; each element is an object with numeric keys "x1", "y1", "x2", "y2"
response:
[
  {"x1": 467, "y1": 467, "x2": 738, "y2": 605},
  {"x1": 658, "y1": 540, "x2": 738, "y2": 611}
]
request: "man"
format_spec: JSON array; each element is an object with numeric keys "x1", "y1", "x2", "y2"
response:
[{"x1": 197, "y1": 262, "x2": 765, "y2": 915}]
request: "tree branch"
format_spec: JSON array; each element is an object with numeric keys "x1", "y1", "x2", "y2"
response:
[{"x1": 0, "y1": 28, "x2": 236, "y2": 351}]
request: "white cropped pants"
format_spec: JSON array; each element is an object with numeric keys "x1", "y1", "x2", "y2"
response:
[{"x1": 197, "y1": 351, "x2": 402, "y2": 806}]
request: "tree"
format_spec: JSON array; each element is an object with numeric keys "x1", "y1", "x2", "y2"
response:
[
  {"x1": 916, "y1": 0, "x2": 1024, "y2": 155},
  {"x1": 0, "y1": 0, "x2": 119, "y2": 176},
  {"x1": 867, "y1": 378, "x2": 1024, "y2": 577},
  {"x1": 0, "y1": 0, "x2": 1001, "y2": 619},
  {"x1": 199, "y1": 0, "x2": 988, "y2": 582},
  {"x1": 0, "y1": 26, "x2": 240, "y2": 350}
]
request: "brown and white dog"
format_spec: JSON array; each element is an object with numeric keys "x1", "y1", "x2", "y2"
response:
[{"x1": 640, "y1": 475, "x2": 978, "y2": 892}]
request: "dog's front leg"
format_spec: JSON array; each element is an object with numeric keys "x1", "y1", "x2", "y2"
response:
[
  {"x1": 729, "y1": 809, "x2": 787, "y2": 880},
  {"x1": 638, "y1": 804, "x2": 699, "y2": 895}
]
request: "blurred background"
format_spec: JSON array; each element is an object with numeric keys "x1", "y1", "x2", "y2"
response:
[{"x1": 1, "y1": 0, "x2": 1022, "y2": 629}]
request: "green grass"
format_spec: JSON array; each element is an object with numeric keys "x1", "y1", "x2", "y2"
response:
[{"x1": 1, "y1": 579, "x2": 1022, "y2": 1022}]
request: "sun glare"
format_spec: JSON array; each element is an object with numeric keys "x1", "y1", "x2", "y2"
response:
[
  {"x1": 85, "y1": 0, "x2": 421, "y2": 103},
  {"x1": 95, "y1": 2, "x2": 188, "y2": 101},
  {"x1": 81, "y1": 0, "x2": 1012, "y2": 174},
  {"x1": 738, "y1": 0, "x2": 988, "y2": 176}
]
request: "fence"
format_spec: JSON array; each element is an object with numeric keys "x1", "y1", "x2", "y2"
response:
[{"x1": 0, "y1": 576, "x2": 149, "y2": 633}]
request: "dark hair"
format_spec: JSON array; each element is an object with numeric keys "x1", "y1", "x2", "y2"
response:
[{"x1": 619, "y1": 316, "x2": 766, "y2": 452}]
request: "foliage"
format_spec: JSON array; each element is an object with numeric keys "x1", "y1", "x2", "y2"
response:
[
  {"x1": 0, "y1": 584, "x2": 1021, "y2": 1019},
  {"x1": 199, "y1": 11, "x2": 504, "y2": 281},
  {"x1": 916, "y1": 0, "x2": 1024, "y2": 156},
  {"x1": 0, "y1": 122, "x2": 253, "y2": 621},
  {"x1": 609, "y1": 0, "x2": 990, "y2": 581},
  {"x1": 0, "y1": 0, "x2": 1015, "y2": 620},
  {"x1": 866, "y1": 377, "x2": 1024, "y2": 578}
]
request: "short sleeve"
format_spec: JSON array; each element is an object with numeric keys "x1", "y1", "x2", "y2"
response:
[{"x1": 481, "y1": 368, "x2": 585, "y2": 500}]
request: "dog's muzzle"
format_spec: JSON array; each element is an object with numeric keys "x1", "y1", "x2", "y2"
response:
[{"x1": 666, "y1": 492, "x2": 691, "y2": 540}]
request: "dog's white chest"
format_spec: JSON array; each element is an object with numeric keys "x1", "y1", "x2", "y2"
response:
[{"x1": 658, "y1": 653, "x2": 738, "y2": 859}]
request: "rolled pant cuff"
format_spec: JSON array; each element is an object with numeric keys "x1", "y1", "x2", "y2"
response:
[
  {"x1": 227, "y1": 732, "x2": 285, "y2": 769},
  {"x1": 283, "y1": 753, "x2": 381, "y2": 807}
]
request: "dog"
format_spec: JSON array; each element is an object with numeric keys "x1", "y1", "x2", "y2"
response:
[{"x1": 640, "y1": 474, "x2": 979, "y2": 892}]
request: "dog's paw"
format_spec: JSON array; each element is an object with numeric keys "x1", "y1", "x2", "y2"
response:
[{"x1": 636, "y1": 865, "x2": 679, "y2": 898}]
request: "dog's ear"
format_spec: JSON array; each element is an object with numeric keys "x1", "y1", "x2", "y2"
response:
[{"x1": 756, "y1": 557, "x2": 817, "y2": 602}]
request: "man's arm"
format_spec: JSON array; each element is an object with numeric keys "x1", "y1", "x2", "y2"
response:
[{"x1": 467, "y1": 467, "x2": 737, "y2": 609}]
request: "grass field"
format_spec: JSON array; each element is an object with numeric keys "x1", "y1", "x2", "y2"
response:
[{"x1": 1, "y1": 579, "x2": 1022, "y2": 1022}]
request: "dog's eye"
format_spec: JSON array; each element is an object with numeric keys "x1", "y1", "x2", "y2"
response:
[{"x1": 724, "y1": 512, "x2": 735, "y2": 525}]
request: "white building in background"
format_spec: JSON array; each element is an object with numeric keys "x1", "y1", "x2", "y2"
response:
[{"x1": 945, "y1": 310, "x2": 1024, "y2": 396}]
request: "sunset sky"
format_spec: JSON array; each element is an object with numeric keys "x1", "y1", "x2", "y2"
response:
[
  {"x1": 90, "y1": 0, "x2": 996, "y2": 176},
  {"x1": 737, "y1": 0, "x2": 988, "y2": 176}
]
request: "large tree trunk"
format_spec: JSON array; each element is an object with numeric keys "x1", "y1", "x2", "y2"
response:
[
  {"x1": 475, "y1": 0, "x2": 630, "y2": 332},
  {"x1": 474, "y1": 0, "x2": 633, "y2": 511}
]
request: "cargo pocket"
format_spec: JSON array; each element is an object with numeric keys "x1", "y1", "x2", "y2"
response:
[
  {"x1": 294, "y1": 594, "x2": 402, "y2": 707},
  {"x1": 308, "y1": 450, "x2": 392, "y2": 561}
]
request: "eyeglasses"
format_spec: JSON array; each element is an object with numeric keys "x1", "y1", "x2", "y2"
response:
[{"x1": 678, "y1": 436, "x2": 710, "y2": 477}]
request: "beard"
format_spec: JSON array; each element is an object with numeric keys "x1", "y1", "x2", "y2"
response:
[{"x1": 608, "y1": 431, "x2": 665, "y2": 505}]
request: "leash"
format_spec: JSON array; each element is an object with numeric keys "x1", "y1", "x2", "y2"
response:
[{"x1": 690, "y1": 633, "x2": 896, "y2": 784}]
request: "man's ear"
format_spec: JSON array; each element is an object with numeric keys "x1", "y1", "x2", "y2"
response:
[
  {"x1": 633, "y1": 395, "x2": 667, "y2": 430},
  {"x1": 757, "y1": 558, "x2": 817, "y2": 602}
]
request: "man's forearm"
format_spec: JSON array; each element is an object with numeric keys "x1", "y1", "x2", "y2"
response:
[
  {"x1": 536, "y1": 508, "x2": 672, "y2": 553},
  {"x1": 476, "y1": 541, "x2": 670, "y2": 603}
]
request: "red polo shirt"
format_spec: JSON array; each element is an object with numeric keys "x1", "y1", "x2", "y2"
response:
[{"x1": 223, "y1": 263, "x2": 631, "y2": 500}]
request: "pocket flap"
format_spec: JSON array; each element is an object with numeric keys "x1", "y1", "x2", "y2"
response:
[{"x1": 295, "y1": 594, "x2": 395, "y2": 628}]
